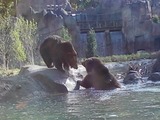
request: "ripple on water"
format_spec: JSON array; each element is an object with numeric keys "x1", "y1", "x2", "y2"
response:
[{"x1": 1, "y1": 78, "x2": 160, "y2": 120}]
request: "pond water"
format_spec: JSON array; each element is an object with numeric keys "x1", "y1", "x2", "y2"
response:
[{"x1": 1, "y1": 80, "x2": 160, "y2": 120}]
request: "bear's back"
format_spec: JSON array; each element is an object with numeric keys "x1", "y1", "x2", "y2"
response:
[
  {"x1": 41, "y1": 35, "x2": 62, "y2": 48},
  {"x1": 59, "y1": 41, "x2": 76, "y2": 53}
]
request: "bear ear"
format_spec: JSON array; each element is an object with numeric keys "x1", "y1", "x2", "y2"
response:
[{"x1": 90, "y1": 57, "x2": 96, "y2": 62}]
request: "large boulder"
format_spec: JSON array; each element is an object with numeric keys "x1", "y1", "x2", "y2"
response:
[
  {"x1": 148, "y1": 56, "x2": 160, "y2": 82},
  {"x1": 152, "y1": 57, "x2": 160, "y2": 73},
  {"x1": 0, "y1": 65, "x2": 83, "y2": 102},
  {"x1": 123, "y1": 70, "x2": 142, "y2": 84}
]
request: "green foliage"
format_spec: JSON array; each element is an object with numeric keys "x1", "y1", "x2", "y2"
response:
[
  {"x1": 60, "y1": 26, "x2": 72, "y2": 41},
  {"x1": 0, "y1": 0, "x2": 21, "y2": 16},
  {"x1": 70, "y1": 0, "x2": 99, "y2": 10},
  {"x1": 86, "y1": 29, "x2": 97, "y2": 58},
  {"x1": 0, "y1": 15, "x2": 14, "y2": 57},
  {"x1": 0, "y1": 68, "x2": 20, "y2": 77},
  {"x1": 0, "y1": 1, "x2": 37, "y2": 68},
  {"x1": 100, "y1": 52, "x2": 151, "y2": 63},
  {"x1": 152, "y1": 14, "x2": 160, "y2": 23},
  {"x1": 11, "y1": 27, "x2": 26, "y2": 61},
  {"x1": 10, "y1": 17, "x2": 37, "y2": 64}
]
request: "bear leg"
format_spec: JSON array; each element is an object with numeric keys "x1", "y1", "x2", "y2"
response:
[
  {"x1": 63, "y1": 62, "x2": 69, "y2": 71},
  {"x1": 40, "y1": 52, "x2": 53, "y2": 68},
  {"x1": 74, "y1": 81, "x2": 81, "y2": 90},
  {"x1": 74, "y1": 75, "x2": 92, "y2": 90},
  {"x1": 55, "y1": 60, "x2": 65, "y2": 72}
]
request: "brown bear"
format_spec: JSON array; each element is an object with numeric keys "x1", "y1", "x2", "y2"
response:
[
  {"x1": 40, "y1": 35, "x2": 78, "y2": 72},
  {"x1": 74, "y1": 57, "x2": 121, "y2": 90}
]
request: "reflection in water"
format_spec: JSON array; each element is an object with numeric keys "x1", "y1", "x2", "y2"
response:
[{"x1": 1, "y1": 81, "x2": 160, "y2": 120}]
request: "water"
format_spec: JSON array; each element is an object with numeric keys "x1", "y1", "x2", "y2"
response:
[{"x1": 1, "y1": 80, "x2": 160, "y2": 120}]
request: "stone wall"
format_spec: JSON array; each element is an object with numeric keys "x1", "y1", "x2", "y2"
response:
[
  {"x1": 16, "y1": 0, "x2": 160, "y2": 57},
  {"x1": 16, "y1": 0, "x2": 82, "y2": 55},
  {"x1": 16, "y1": 0, "x2": 71, "y2": 16},
  {"x1": 100, "y1": 0, "x2": 160, "y2": 54}
]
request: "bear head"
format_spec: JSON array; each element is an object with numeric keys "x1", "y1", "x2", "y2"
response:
[
  {"x1": 81, "y1": 57, "x2": 103, "y2": 73},
  {"x1": 61, "y1": 41, "x2": 78, "y2": 69}
]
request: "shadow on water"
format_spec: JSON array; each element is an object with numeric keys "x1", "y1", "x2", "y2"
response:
[{"x1": 1, "y1": 78, "x2": 160, "y2": 120}]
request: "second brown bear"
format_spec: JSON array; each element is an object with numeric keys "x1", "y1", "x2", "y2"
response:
[
  {"x1": 74, "y1": 57, "x2": 121, "y2": 90},
  {"x1": 40, "y1": 35, "x2": 78, "y2": 72}
]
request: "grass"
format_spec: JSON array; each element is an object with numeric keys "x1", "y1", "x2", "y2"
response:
[
  {"x1": 0, "y1": 68, "x2": 20, "y2": 77},
  {"x1": 100, "y1": 53, "x2": 150, "y2": 63},
  {"x1": 93, "y1": 51, "x2": 160, "y2": 63}
]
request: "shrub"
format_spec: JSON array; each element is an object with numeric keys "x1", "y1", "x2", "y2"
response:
[
  {"x1": 152, "y1": 15, "x2": 160, "y2": 23},
  {"x1": 86, "y1": 29, "x2": 97, "y2": 58}
]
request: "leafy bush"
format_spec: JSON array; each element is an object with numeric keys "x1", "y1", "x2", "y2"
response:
[
  {"x1": 86, "y1": 29, "x2": 97, "y2": 58},
  {"x1": 152, "y1": 15, "x2": 160, "y2": 23},
  {"x1": 0, "y1": 15, "x2": 38, "y2": 69},
  {"x1": 60, "y1": 26, "x2": 72, "y2": 41},
  {"x1": 70, "y1": 0, "x2": 100, "y2": 10},
  {"x1": 11, "y1": 17, "x2": 37, "y2": 65},
  {"x1": 99, "y1": 52, "x2": 152, "y2": 63}
]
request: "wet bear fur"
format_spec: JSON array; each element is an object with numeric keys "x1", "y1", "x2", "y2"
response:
[{"x1": 74, "y1": 57, "x2": 121, "y2": 90}]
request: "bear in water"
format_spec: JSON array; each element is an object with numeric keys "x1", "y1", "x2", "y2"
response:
[
  {"x1": 40, "y1": 35, "x2": 78, "y2": 72},
  {"x1": 74, "y1": 57, "x2": 121, "y2": 90}
]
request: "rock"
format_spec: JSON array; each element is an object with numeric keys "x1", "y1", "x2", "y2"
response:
[
  {"x1": 148, "y1": 72, "x2": 160, "y2": 82},
  {"x1": 19, "y1": 65, "x2": 78, "y2": 91},
  {"x1": 123, "y1": 70, "x2": 142, "y2": 84},
  {"x1": 152, "y1": 57, "x2": 160, "y2": 73},
  {"x1": 0, "y1": 65, "x2": 83, "y2": 102},
  {"x1": 0, "y1": 59, "x2": 155, "y2": 102}
]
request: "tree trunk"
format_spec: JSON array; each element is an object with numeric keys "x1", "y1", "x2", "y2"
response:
[
  {"x1": 2, "y1": 53, "x2": 9, "y2": 70},
  {"x1": 5, "y1": 53, "x2": 9, "y2": 70},
  {"x1": 2, "y1": 54, "x2": 6, "y2": 69},
  {"x1": 31, "y1": 49, "x2": 34, "y2": 65}
]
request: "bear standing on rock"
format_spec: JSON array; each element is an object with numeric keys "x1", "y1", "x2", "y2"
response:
[
  {"x1": 40, "y1": 35, "x2": 78, "y2": 72},
  {"x1": 74, "y1": 57, "x2": 121, "y2": 90}
]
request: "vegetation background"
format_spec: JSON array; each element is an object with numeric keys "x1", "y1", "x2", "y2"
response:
[{"x1": 0, "y1": 0, "x2": 159, "y2": 75}]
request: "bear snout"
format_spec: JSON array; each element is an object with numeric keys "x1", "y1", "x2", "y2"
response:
[
  {"x1": 81, "y1": 61, "x2": 85, "y2": 67},
  {"x1": 71, "y1": 64, "x2": 78, "y2": 69}
]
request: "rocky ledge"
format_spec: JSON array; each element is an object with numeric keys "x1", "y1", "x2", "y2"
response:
[
  {"x1": 0, "y1": 65, "x2": 84, "y2": 102},
  {"x1": 0, "y1": 59, "x2": 156, "y2": 102}
]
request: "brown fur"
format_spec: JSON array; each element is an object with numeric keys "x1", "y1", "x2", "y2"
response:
[
  {"x1": 40, "y1": 35, "x2": 78, "y2": 72},
  {"x1": 75, "y1": 57, "x2": 121, "y2": 90}
]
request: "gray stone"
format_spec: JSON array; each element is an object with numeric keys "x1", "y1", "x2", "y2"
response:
[
  {"x1": 152, "y1": 57, "x2": 160, "y2": 73},
  {"x1": 123, "y1": 70, "x2": 142, "y2": 84},
  {"x1": 0, "y1": 65, "x2": 83, "y2": 102},
  {"x1": 16, "y1": 0, "x2": 160, "y2": 57},
  {"x1": 148, "y1": 72, "x2": 160, "y2": 82}
]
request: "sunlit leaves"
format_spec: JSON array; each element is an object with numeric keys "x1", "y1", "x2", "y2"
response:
[
  {"x1": 69, "y1": 0, "x2": 99, "y2": 10},
  {"x1": 60, "y1": 26, "x2": 72, "y2": 41},
  {"x1": 0, "y1": 15, "x2": 37, "y2": 68},
  {"x1": 10, "y1": 17, "x2": 37, "y2": 63}
]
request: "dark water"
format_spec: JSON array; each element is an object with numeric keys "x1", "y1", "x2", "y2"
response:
[{"x1": 1, "y1": 81, "x2": 160, "y2": 120}]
